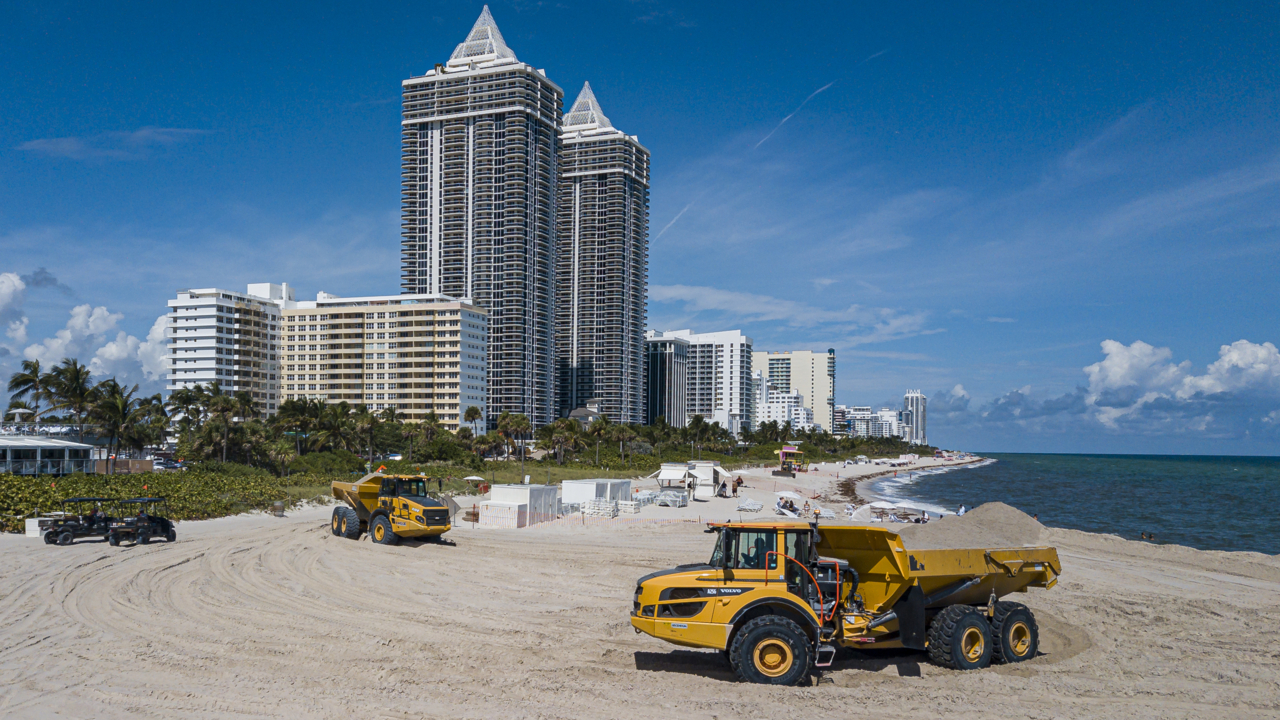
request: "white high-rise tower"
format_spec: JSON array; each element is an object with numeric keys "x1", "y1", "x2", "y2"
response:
[
  {"x1": 556, "y1": 83, "x2": 650, "y2": 424},
  {"x1": 400, "y1": 6, "x2": 562, "y2": 428},
  {"x1": 904, "y1": 389, "x2": 927, "y2": 445}
]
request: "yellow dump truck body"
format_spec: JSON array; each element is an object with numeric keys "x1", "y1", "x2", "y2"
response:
[
  {"x1": 331, "y1": 473, "x2": 451, "y2": 539},
  {"x1": 631, "y1": 522, "x2": 1059, "y2": 653}
]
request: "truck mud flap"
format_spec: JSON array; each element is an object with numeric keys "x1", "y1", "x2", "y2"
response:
[{"x1": 894, "y1": 585, "x2": 926, "y2": 650}]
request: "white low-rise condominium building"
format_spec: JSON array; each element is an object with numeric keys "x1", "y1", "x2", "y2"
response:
[
  {"x1": 166, "y1": 283, "x2": 290, "y2": 414},
  {"x1": 399, "y1": 6, "x2": 560, "y2": 429},
  {"x1": 280, "y1": 293, "x2": 487, "y2": 431},
  {"x1": 555, "y1": 82, "x2": 650, "y2": 425},
  {"x1": 651, "y1": 329, "x2": 753, "y2": 436},
  {"x1": 752, "y1": 349, "x2": 835, "y2": 432}
]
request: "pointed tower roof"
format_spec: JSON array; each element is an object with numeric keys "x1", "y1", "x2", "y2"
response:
[
  {"x1": 449, "y1": 5, "x2": 517, "y2": 65},
  {"x1": 564, "y1": 82, "x2": 613, "y2": 130}
]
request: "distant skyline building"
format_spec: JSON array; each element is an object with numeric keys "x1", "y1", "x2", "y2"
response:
[
  {"x1": 751, "y1": 349, "x2": 835, "y2": 432},
  {"x1": 399, "y1": 6, "x2": 562, "y2": 428},
  {"x1": 644, "y1": 331, "x2": 687, "y2": 428},
  {"x1": 904, "y1": 389, "x2": 927, "y2": 445},
  {"x1": 555, "y1": 82, "x2": 650, "y2": 424},
  {"x1": 652, "y1": 329, "x2": 754, "y2": 436}
]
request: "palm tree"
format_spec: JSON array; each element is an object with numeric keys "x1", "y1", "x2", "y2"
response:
[
  {"x1": 586, "y1": 415, "x2": 612, "y2": 465},
  {"x1": 610, "y1": 424, "x2": 637, "y2": 464},
  {"x1": 7, "y1": 359, "x2": 50, "y2": 421},
  {"x1": 91, "y1": 379, "x2": 142, "y2": 473},
  {"x1": 496, "y1": 411, "x2": 514, "y2": 460},
  {"x1": 47, "y1": 359, "x2": 95, "y2": 442},
  {"x1": 463, "y1": 405, "x2": 482, "y2": 436},
  {"x1": 353, "y1": 406, "x2": 380, "y2": 465},
  {"x1": 207, "y1": 392, "x2": 237, "y2": 462},
  {"x1": 311, "y1": 402, "x2": 355, "y2": 453},
  {"x1": 233, "y1": 391, "x2": 260, "y2": 422},
  {"x1": 508, "y1": 413, "x2": 531, "y2": 477}
]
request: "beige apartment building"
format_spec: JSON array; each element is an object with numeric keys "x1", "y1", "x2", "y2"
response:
[
  {"x1": 751, "y1": 349, "x2": 836, "y2": 433},
  {"x1": 280, "y1": 293, "x2": 487, "y2": 431}
]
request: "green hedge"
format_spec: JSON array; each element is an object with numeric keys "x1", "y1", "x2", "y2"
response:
[{"x1": 0, "y1": 471, "x2": 293, "y2": 533}]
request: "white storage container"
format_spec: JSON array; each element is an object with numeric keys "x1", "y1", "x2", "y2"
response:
[
  {"x1": 490, "y1": 484, "x2": 559, "y2": 525},
  {"x1": 478, "y1": 501, "x2": 528, "y2": 528}
]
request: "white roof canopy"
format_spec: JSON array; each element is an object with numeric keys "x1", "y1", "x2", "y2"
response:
[{"x1": 449, "y1": 5, "x2": 517, "y2": 66}]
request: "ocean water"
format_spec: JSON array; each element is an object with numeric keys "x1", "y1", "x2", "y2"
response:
[{"x1": 864, "y1": 453, "x2": 1280, "y2": 555}]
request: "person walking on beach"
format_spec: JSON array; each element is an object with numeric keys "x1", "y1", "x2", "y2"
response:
[{"x1": 957, "y1": 505, "x2": 967, "y2": 516}]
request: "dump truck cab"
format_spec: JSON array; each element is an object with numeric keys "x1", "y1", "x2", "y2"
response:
[
  {"x1": 331, "y1": 473, "x2": 451, "y2": 545},
  {"x1": 631, "y1": 521, "x2": 1061, "y2": 684}
]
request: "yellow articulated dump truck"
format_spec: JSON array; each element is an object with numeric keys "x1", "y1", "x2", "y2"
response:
[
  {"x1": 630, "y1": 521, "x2": 1060, "y2": 685},
  {"x1": 331, "y1": 473, "x2": 451, "y2": 545}
]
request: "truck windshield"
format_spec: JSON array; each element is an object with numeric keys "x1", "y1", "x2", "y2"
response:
[{"x1": 396, "y1": 479, "x2": 428, "y2": 497}]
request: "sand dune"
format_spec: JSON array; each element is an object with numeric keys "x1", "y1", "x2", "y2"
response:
[{"x1": 1, "y1": 503, "x2": 1278, "y2": 719}]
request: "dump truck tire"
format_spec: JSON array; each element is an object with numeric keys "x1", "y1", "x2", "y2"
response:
[
  {"x1": 730, "y1": 616, "x2": 812, "y2": 685},
  {"x1": 338, "y1": 507, "x2": 361, "y2": 540},
  {"x1": 330, "y1": 508, "x2": 344, "y2": 536},
  {"x1": 370, "y1": 515, "x2": 399, "y2": 546},
  {"x1": 927, "y1": 605, "x2": 993, "y2": 670},
  {"x1": 992, "y1": 602, "x2": 1038, "y2": 664}
]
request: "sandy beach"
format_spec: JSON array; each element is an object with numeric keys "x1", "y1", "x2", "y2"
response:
[{"x1": 2, "y1": 495, "x2": 1278, "y2": 720}]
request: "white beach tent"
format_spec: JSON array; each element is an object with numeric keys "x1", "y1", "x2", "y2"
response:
[
  {"x1": 689, "y1": 461, "x2": 732, "y2": 501},
  {"x1": 647, "y1": 463, "x2": 695, "y2": 488}
]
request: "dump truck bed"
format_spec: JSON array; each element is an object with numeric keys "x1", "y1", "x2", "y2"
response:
[
  {"x1": 815, "y1": 525, "x2": 1059, "y2": 649},
  {"x1": 332, "y1": 473, "x2": 383, "y2": 521}
]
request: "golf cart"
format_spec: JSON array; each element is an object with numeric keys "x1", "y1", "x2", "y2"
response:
[
  {"x1": 108, "y1": 497, "x2": 177, "y2": 546},
  {"x1": 42, "y1": 497, "x2": 116, "y2": 546}
]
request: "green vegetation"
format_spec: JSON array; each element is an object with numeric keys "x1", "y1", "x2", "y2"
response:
[{"x1": 7, "y1": 361, "x2": 931, "y2": 527}]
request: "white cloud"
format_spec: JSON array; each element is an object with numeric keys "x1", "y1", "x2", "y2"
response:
[
  {"x1": 6, "y1": 318, "x2": 29, "y2": 344},
  {"x1": 649, "y1": 283, "x2": 934, "y2": 346},
  {"x1": 90, "y1": 331, "x2": 142, "y2": 378},
  {"x1": 0, "y1": 273, "x2": 26, "y2": 322},
  {"x1": 136, "y1": 315, "x2": 169, "y2": 381},
  {"x1": 24, "y1": 304, "x2": 123, "y2": 366}
]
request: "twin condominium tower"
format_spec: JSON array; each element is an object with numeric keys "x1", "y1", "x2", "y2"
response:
[{"x1": 400, "y1": 7, "x2": 649, "y2": 428}]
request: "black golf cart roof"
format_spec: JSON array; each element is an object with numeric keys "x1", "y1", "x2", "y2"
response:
[
  {"x1": 62, "y1": 497, "x2": 115, "y2": 503},
  {"x1": 118, "y1": 497, "x2": 167, "y2": 504}
]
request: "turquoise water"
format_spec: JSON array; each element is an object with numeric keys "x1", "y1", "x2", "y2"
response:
[{"x1": 866, "y1": 453, "x2": 1280, "y2": 555}]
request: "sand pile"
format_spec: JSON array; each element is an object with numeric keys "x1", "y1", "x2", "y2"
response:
[{"x1": 895, "y1": 502, "x2": 1046, "y2": 549}]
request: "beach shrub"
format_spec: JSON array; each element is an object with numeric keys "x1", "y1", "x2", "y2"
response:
[{"x1": 0, "y1": 471, "x2": 292, "y2": 533}]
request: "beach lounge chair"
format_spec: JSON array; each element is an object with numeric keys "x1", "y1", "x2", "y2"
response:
[{"x1": 736, "y1": 499, "x2": 763, "y2": 513}]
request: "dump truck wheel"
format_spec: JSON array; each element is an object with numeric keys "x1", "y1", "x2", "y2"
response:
[
  {"x1": 927, "y1": 605, "x2": 993, "y2": 670},
  {"x1": 730, "y1": 616, "x2": 812, "y2": 685},
  {"x1": 370, "y1": 515, "x2": 399, "y2": 546},
  {"x1": 58, "y1": 531, "x2": 74, "y2": 546},
  {"x1": 338, "y1": 507, "x2": 361, "y2": 540},
  {"x1": 992, "y1": 602, "x2": 1038, "y2": 663}
]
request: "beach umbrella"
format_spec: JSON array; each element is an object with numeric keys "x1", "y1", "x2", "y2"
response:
[{"x1": 775, "y1": 491, "x2": 803, "y2": 500}]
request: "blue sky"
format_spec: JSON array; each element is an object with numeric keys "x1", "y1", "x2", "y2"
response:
[{"x1": 2, "y1": 1, "x2": 1278, "y2": 454}]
